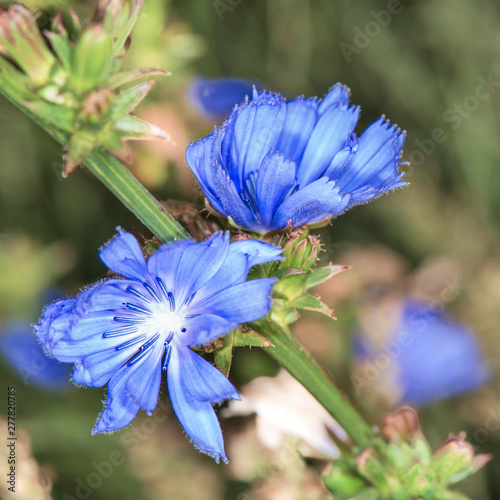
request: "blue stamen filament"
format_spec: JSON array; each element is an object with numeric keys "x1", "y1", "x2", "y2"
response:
[
  {"x1": 115, "y1": 335, "x2": 147, "y2": 351},
  {"x1": 127, "y1": 333, "x2": 161, "y2": 366},
  {"x1": 185, "y1": 292, "x2": 196, "y2": 307},
  {"x1": 164, "y1": 331, "x2": 174, "y2": 345},
  {"x1": 143, "y1": 282, "x2": 161, "y2": 302},
  {"x1": 124, "y1": 302, "x2": 150, "y2": 314},
  {"x1": 167, "y1": 292, "x2": 175, "y2": 311},
  {"x1": 126, "y1": 286, "x2": 151, "y2": 302},
  {"x1": 162, "y1": 344, "x2": 172, "y2": 371},
  {"x1": 113, "y1": 316, "x2": 138, "y2": 324},
  {"x1": 103, "y1": 327, "x2": 136, "y2": 338},
  {"x1": 156, "y1": 277, "x2": 169, "y2": 299}
]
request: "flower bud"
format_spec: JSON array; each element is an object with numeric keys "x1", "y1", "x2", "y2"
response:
[
  {"x1": 93, "y1": 0, "x2": 144, "y2": 58},
  {"x1": 0, "y1": 5, "x2": 55, "y2": 86},
  {"x1": 322, "y1": 461, "x2": 367, "y2": 498},
  {"x1": 281, "y1": 228, "x2": 321, "y2": 271},
  {"x1": 432, "y1": 432, "x2": 491, "y2": 484},
  {"x1": 70, "y1": 26, "x2": 113, "y2": 92}
]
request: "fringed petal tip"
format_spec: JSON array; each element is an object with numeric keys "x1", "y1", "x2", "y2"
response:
[{"x1": 190, "y1": 438, "x2": 229, "y2": 464}]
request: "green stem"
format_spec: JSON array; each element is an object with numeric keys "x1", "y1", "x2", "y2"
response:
[
  {"x1": 0, "y1": 65, "x2": 188, "y2": 243},
  {"x1": 252, "y1": 319, "x2": 388, "y2": 455}
]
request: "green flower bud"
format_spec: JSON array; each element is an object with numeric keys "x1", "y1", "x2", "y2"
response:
[
  {"x1": 432, "y1": 433, "x2": 491, "y2": 485},
  {"x1": 281, "y1": 228, "x2": 321, "y2": 271},
  {"x1": 0, "y1": 5, "x2": 56, "y2": 86},
  {"x1": 322, "y1": 461, "x2": 367, "y2": 498},
  {"x1": 70, "y1": 26, "x2": 113, "y2": 92}
]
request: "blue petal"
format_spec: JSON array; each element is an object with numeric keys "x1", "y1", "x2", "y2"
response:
[
  {"x1": 337, "y1": 117, "x2": 405, "y2": 193},
  {"x1": 167, "y1": 344, "x2": 229, "y2": 462},
  {"x1": 255, "y1": 151, "x2": 297, "y2": 228},
  {"x1": 228, "y1": 92, "x2": 287, "y2": 183},
  {"x1": 229, "y1": 240, "x2": 284, "y2": 269},
  {"x1": 186, "y1": 133, "x2": 227, "y2": 215},
  {"x1": 35, "y1": 298, "x2": 76, "y2": 351},
  {"x1": 276, "y1": 97, "x2": 318, "y2": 162},
  {"x1": 99, "y1": 228, "x2": 149, "y2": 281},
  {"x1": 175, "y1": 232, "x2": 230, "y2": 305},
  {"x1": 324, "y1": 133, "x2": 359, "y2": 178},
  {"x1": 318, "y1": 83, "x2": 351, "y2": 115},
  {"x1": 174, "y1": 344, "x2": 239, "y2": 403},
  {"x1": 1, "y1": 323, "x2": 72, "y2": 391},
  {"x1": 193, "y1": 240, "x2": 282, "y2": 304},
  {"x1": 187, "y1": 76, "x2": 257, "y2": 119},
  {"x1": 147, "y1": 239, "x2": 194, "y2": 293},
  {"x1": 272, "y1": 177, "x2": 350, "y2": 228},
  {"x1": 190, "y1": 278, "x2": 276, "y2": 323},
  {"x1": 92, "y1": 344, "x2": 163, "y2": 433},
  {"x1": 212, "y1": 164, "x2": 258, "y2": 229},
  {"x1": 181, "y1": 314, "x2": 235, "y2": 346},
  {"x1": 297, "y1": 104, "x2": 360, "y2": 186}
]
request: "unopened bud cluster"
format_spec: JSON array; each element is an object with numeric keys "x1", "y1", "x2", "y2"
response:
[
  {"x1": 0, "y1": 0, "x2": 167, "y2": 176},
  {"x1": 322, "y1": 407, "x2": 491, "y2": 499}
]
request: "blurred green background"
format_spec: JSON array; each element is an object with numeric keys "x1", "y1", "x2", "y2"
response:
[{"x1": 1, "y1": 0, "x2": 500, "y2": 498}]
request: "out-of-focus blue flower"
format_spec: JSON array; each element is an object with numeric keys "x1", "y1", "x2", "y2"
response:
[
  {"x1": 0, "y1": 322, "x2": 72, "y2": 391},
  {"x1": 186, "y1": 84, "x2": 407, "y2": 233},
  {"x1": 35, "y1": 229, "x2": 281, "y2": 462},
  {"x1": 187, "y1": 76, "x2": 259, "y2": 120},
  {"x1": 354, "y1": 300, "x2": 490, "y2": 406}
]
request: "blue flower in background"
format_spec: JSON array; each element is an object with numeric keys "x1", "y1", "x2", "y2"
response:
[
  {"x1": 35, "y1": 229, "x2": 281, "y2": 462},
  {"x1": 0, "y1": 322, "x2": 72, "y2": 391},
  {"x1": 187, "y1": 76, "x2": 259, "y2": 120},
  {"x1": 354, "y1": 300, "x2": 490, "y2": 406},
  {"x1": 186, "y1": 84, "x2": 407, "y2": 233}
]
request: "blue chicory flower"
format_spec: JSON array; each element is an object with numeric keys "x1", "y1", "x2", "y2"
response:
[
  {"x1": 35, "y1": 229, "x2": 282, "y2": 462},
  {"x1": 186, "y1": 84, "x2": 407, "y2": 233},
  {"x1": 354, "y1": 300, "x2": 490, "y2": 406},
  {"x1": 187, "y1": 76, "x2": 260, "y2": 120},
  {"x1": 0, "y1": 322, "x2": 72, "y2": 391}
]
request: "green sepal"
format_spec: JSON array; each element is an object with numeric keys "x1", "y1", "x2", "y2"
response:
[
  {"x1": 45, "y1": 31, "x2": 72, "y2": 71},
  {"x1": 214, "y1": 331, "x2": 234, "y2": 377},
  {"x1": 109, "y1": 68, "x2": 170, "y2": 89},
  {"x1": 113, "y1": 116, "x2": 166, "y2": 142},
  {"x1": 111, "y1": 81, "x2": 155, "y2": 120},
  {"x1": 304, "y1": 264, "x2": 349, "y2": 290},
  {"x1": 64, "y1": 131, "x2": 97, "y2": 176},
  {"x1": 289, "y1": 293, "x2": 335, "y2": 318},
  {"x1": 233, "y1": 328, "x2": 273, "y2": 348}
]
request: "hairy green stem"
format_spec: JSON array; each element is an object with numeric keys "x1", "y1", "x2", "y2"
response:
[
  {"x1": 0, "y1": 63, "x2": 386, "y2": 455},
  {"x1": 252, "y1": 319, "x2": 388, "y2": 454}
]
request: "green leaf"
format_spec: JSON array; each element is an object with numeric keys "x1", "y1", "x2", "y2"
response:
[
  {"x1": 289, "y1": 293, "x2": 336, "y2": 319},
  {"x1": 304, "y1": 264, "x2": 350, "y2": 290}
]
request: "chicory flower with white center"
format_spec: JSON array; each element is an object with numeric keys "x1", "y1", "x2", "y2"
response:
[
  {"x1": 35, "y1": 229, "x2": 282, "y2": 462},
  {"x1": 186, "y1": 84, "x2": 407, "y2": 233}
]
